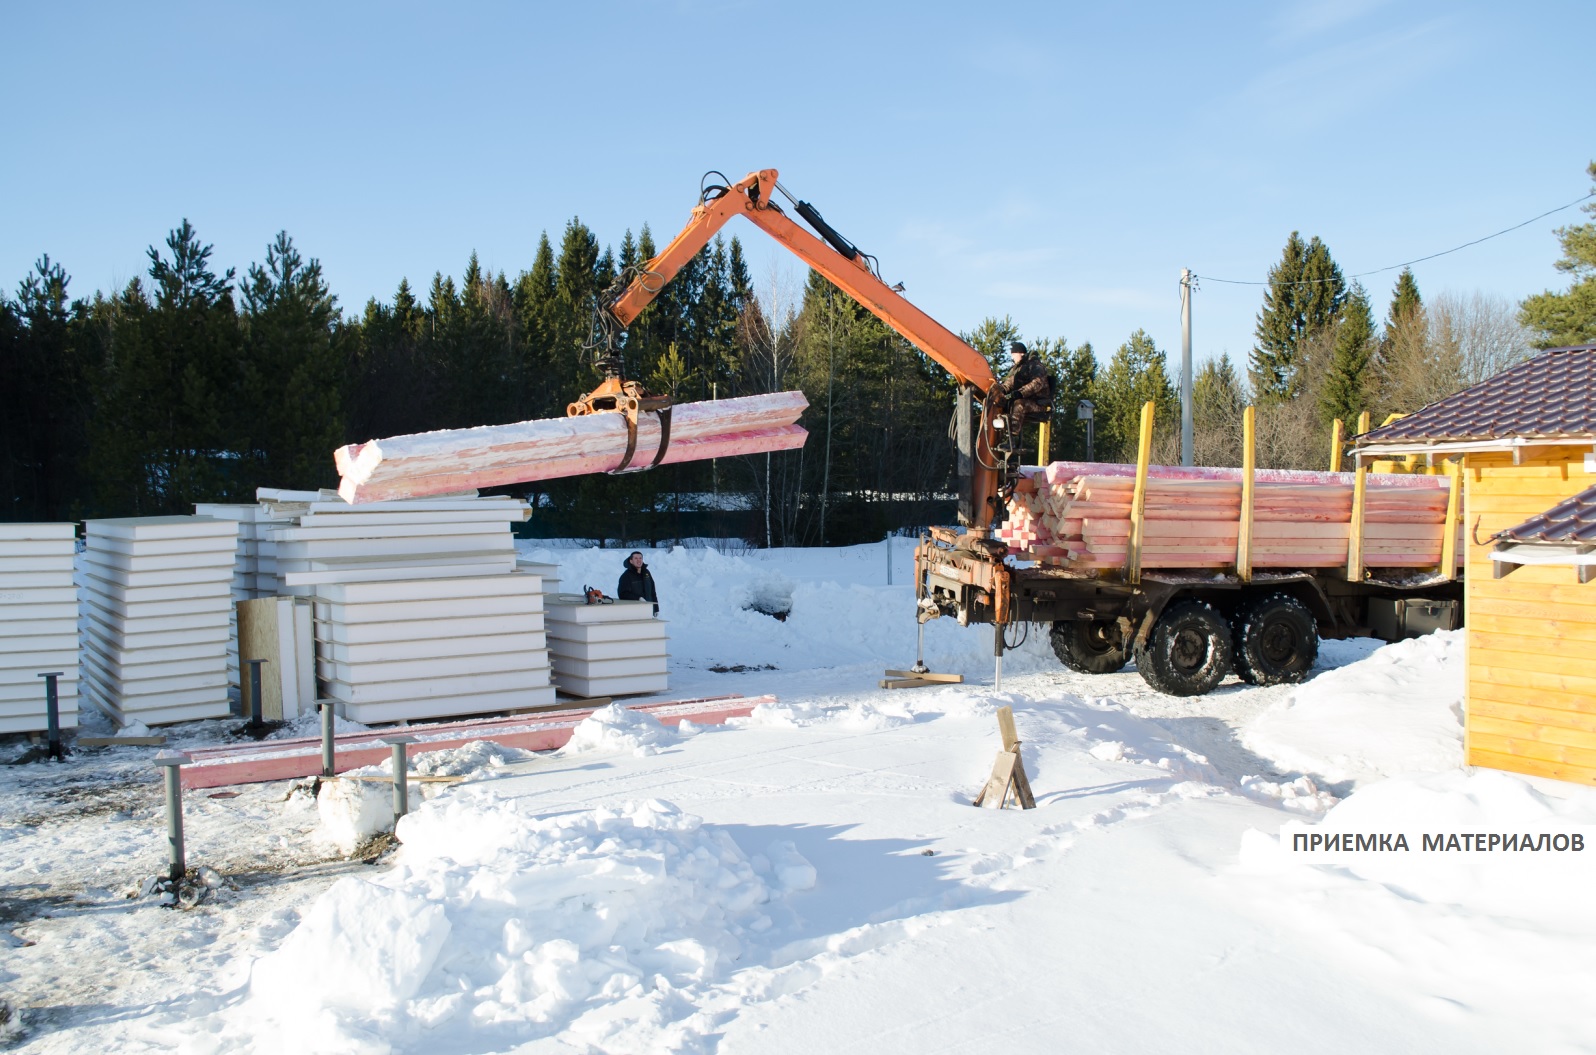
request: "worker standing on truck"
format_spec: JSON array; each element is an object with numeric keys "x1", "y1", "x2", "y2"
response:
[
  {"x1": 999, "y1": 341, "x2": 1053, "y2": 445},
  {"x1": 617, "y1": 551, "x2": 659, "y2": 615}
]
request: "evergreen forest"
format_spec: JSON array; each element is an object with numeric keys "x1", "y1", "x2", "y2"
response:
[{"x1": 6, "y1": 161, "x2": 1589, "y2": 544}]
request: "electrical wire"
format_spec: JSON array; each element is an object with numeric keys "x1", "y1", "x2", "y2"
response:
[{"x1": 1196, "y1": 190, "x2": 1595, "y2": 288}]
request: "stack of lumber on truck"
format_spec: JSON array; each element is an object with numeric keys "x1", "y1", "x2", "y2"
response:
[
  {"x1": 312, "y1": 570, "x2": 555, "y2": 723},
  {"x1": 332, "y1": 392, "x2": 808, "y2": 504},
  {"x1": 0, "y1": 523, "x2": 79, "y2": 734},
  {"x1": 545, "y1": 596, "x2": 668, "y2": 698},
  {"x1": 995, "y1": 461, "x2": 1463, "y2": 571},
  {"x1": 79, "y1": 517, "x2": 238, "y2": 725}
]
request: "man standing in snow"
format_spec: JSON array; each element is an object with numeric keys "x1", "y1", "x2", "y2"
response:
[{"x1": 617, "y1": 551, "x2": 659, "y2": 615}]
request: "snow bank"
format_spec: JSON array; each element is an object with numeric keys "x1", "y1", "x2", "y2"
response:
[
  {"x1": 316, "y1": 777, "x2": 394, "y2": 854},
  {"x1": 214, "y1": 795, "x2": 814, "y2": 1054},
  {"x1": 1237, "y1": 770, "x2": 1596, "y2": 1050},
  {"x1": 559, "y1": 703, "x2": 677, "y2": 757},
  {"x1": 523, "y1": 541, "x2": 1062, "y2": 677},
  {"x1": 1243, "y1": 630, "x2": 1465, "y2": 786}
]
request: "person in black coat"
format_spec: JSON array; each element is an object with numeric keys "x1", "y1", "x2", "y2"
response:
[{"x1": 617, "y1": 551, "x2": 659, "y2": 615}]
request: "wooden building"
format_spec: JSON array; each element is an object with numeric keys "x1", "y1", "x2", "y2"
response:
[{"x1": 1358, "y1": 345, "x2": 1596, "y2": 785}]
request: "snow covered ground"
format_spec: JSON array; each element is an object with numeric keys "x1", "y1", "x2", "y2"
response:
[{"x1": 2, "y1": 540, "x2": 1594, "y2": 1054}]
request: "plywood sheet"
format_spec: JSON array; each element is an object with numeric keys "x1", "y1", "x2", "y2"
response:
[
  {"x1": 315, "y1": 593, "x2": 544, "y2": 624},
  {"x1": 0, "y1": 651, "x2": 80, "y2": 673},
  {"x1": 317, "y1": 648, "x2": 550, "y2": 683},
  {"x1": 0, "y1": 553, "x2": 75, "y2": 574},
  {"x1": 0, "y1": 523, "x2": 76, "y2": 541},
  {"x1": 0, "y1": 588, "x2": 78, "y2": 608},
  {"x1": 552, "y1": 672, "x2": 668, "y2": 698},
  {"x1": 316, "y1": 573, "x2": 543, "y2": 605},
  {"x1": 545, "y1": 598, "x2": 659, "y2": 624},
  {"x1": 324, "y1": 666, "x2": 551, "y2": 704},
  {"x1": 317, "y1": 631, "x2": 548, "y2": 665},
  {"x1": 545, "y1": 620, "x2": 669, "y2": 645},
  {"x1": 546, "y1": 637, "x2": 668, "y2": 662},
  {"x1": 88, "y1": 534, "x2": 239, "y2": 558},
  {"x1": 550, "y1": 654, "x2": 668, "y2": 678},
  {"x1": 316, "y1": 611, "x2": 546, "y2": 646},
  {"x1": 0, "y1": 606, "x2": 77, "y2": 629},
  {"x1": 280, "y1": 556, "x2": 516, "y2": 587},
  {"x1": 86, "y1": 516, "x2": 239, "y2": 541},
  {"x1": 342, "y1": 684, "x2": 559, "y2": 725},
  {"x1": 273, "y1": 535, "x2": 514, "y2": 561}
]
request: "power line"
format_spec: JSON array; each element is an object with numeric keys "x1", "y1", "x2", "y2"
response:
[{"x1": 1196, "y1": 190, "x2": 1595, "y2": 288}]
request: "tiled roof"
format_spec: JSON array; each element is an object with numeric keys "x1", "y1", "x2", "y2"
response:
[
  {"x1": 1359, "y1": 345, "x2": 1596, "y2": 445},
  {"x1": 1494, "y1": 482, "x2": 1596, "y2": 544}
]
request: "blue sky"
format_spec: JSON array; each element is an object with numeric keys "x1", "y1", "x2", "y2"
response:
[{"x1": 3, "y1": 1, "x2": 1590, "y2": 372}]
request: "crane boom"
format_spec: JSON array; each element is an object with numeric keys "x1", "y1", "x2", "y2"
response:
[{"x1": 607, "y1": 169, "x2": 999, "y2": 394}]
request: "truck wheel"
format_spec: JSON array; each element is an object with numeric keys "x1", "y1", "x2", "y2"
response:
[
  {"x1": 1050, "y1": 620, "x2": 1129, "y2": 674},
  {"x1": 1133, "y1": 600, "x2": 1233, "y2": 697},
  {"x1": 1232, "y1": 593, "x2": 1318, "y2": 686}
]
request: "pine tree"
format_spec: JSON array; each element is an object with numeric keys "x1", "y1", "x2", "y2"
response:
[
  {"x1": 1386, "y1": 268, "x2": 1423, "y2": 334},
  {"x1": 1320, "y1": 282, "x2": 1375, "y2": 430},
  {"x1": 1192, "y1": 353, "x2": 1247, "y2": 466},
  {"x1": 90, "y1": 221, "x2": 241, "y2": 511},
  {"x1": 1519, "y1": 161, "x2": 1596, "y2": 347},
  {"x1": 962, "y1": 316, "x2": 1022, "y2": 379},
  {"x1": 1252, "y1": 232, "x2": 1347, "y2": 401},
  {"x1": 238, "y1": 232, "x2": 345, "y2": 489},
  {"x1": 2, "y1": 257, "x2": 99, "y2": 520},
  {"x1": 1092, "y1": 329, "x2": 1178, "y2": 461}
]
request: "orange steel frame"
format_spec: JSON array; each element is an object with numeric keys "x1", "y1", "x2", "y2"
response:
[
  {"x1": 609, "y1": 170, "x2": 998, "y2": 393},
  {"x1": 605, "y1": 167, "x2": 1006, "y2": 533}
]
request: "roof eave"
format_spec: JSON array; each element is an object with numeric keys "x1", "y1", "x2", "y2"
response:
[{"x1": 1353, "y1": 434, "x2": 1596, "y2": 458}]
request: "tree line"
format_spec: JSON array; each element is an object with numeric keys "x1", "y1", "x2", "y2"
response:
[{"x1": 4, "y1": 161, "x2": 1590, "y2": 542}]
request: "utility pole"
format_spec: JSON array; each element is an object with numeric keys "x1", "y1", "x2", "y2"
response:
[{"x1": 1179, "y1": 269, "x2": 1195, "y2": 466}]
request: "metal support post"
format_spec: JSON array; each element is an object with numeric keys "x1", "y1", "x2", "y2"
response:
[
  {"x1": 243, "y1": 658, "x2": 268, "y2": 726},
  {"x1": 1179, "y1": 269, "x2": 1195, "y2": 467},
  {"x1": 320, "y1": 701, "x2": 336, "y2": 779},
  {"x1": 912, "y1": 620, "x2": 928, "y2": 675},
  {"x1": 155, "y1": 752, "x2": 191, "y2": 882},
  {"x1": 38, "y1": 672, "x2": 64, "y2": 761},
  {"x1": 993, "y1": 623, "x2": 1005, "y2": 691},
  {"x1": 383, "y1": 735, "x2": 417, "y2": 822}
]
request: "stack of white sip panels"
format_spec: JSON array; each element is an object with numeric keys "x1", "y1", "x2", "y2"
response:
[
  {"x1": 313, "y1": 569, "x2": 554, "y2": 724},
  {"x1": 0, "y1": 523, "x2": 79, "y2": 734},
  {"x1": 194, "y1": 502, "x2": 291, "y2": 693},
  {"x1": 264, "y1": 495, "x2": 528, "y2": 598},
  {"x1": 79, "y1": 516, "x2": 238, "y2": 726},
  {"x1": 545, "y1": 595, "x2": 668, "y2": 698},
  {"x1": 515, "y1": 558, "x2": 562, "y2": 595}
]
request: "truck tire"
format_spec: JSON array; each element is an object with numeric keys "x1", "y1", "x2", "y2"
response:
[
  {"x1": 1133, "y1": 599, "x2": 1233, "y2": 697},
  {"x1": 1232, "y1": 592, "x2": 1318, "y2": 686},
  {"x1": 1050, "y1": 620, "x2": 1129, "y2": 674}
]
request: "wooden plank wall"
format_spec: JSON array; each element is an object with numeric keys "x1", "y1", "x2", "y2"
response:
[{"x1": 1464, "y1": 447, "x2": 1596, "y2": 785}]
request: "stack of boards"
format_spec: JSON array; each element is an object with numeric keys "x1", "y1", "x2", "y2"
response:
[
  {"x1": 313, "y1": 571, "x2": 554, "y2": 724},
  {"x1": 545, "y1": 595, "x2": 668, "y2": 697},
  {"x1": 79, "y1": 517, "x2": 238, "y2": 726},
  {"x1": 0, "y1": 523, "x2": 79, "y2": 734},
  {"x1": 996, "y1": 461, "x2": 1461, "y2": 571}
]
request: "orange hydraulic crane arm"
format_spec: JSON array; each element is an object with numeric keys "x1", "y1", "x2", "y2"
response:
[{"x1": 606, "y1": 169, "x2": 999, "y2": 394}]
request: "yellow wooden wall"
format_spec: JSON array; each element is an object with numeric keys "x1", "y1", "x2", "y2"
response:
[{"x1": 1463, "y1": 447, "x2": 1596, "y2": 785}]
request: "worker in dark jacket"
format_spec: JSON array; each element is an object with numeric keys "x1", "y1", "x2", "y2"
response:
[
  {"x1": 617, "y1": 551, "x2": 659, "y2": 615},
  {"x1": 999, "y1": 340, "x2": 1052, "y2": 445}
]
